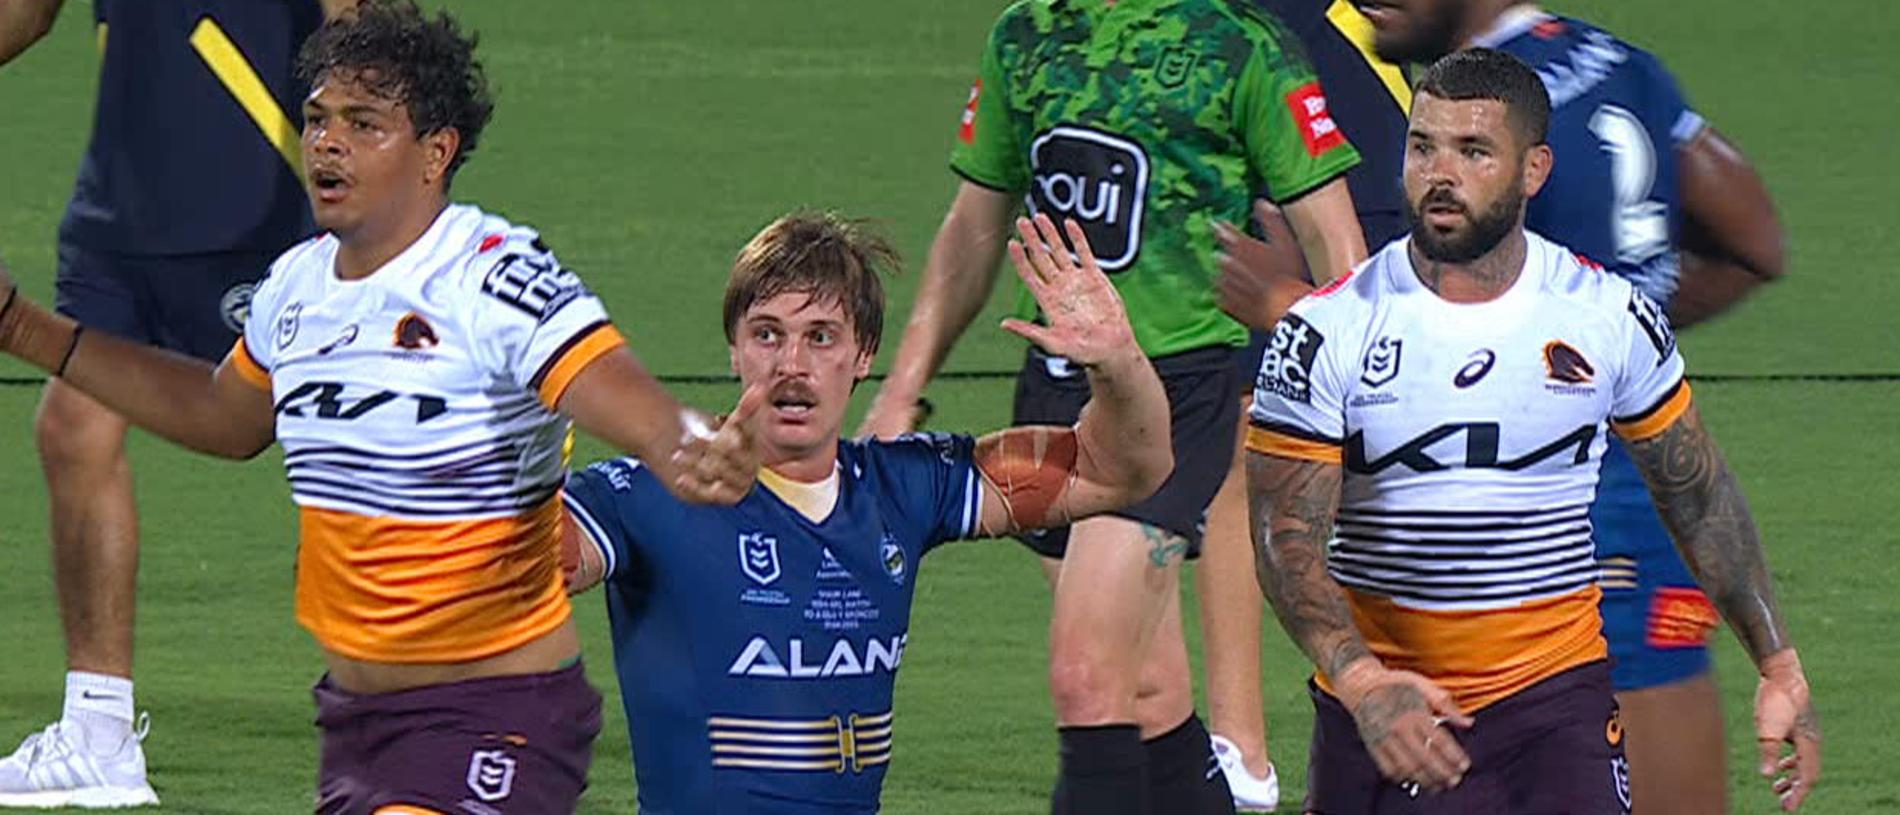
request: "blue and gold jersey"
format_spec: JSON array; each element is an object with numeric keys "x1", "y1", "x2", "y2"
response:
[
  {"x1": 563, "y1": 435, "x2": 984, "y2": 814},
  {"x1": 1478, "y1": 9, "x2": 1704, "y2": 307},
  {"x1": 62, "y1": 0, "x2": 321, "y2": 255}
]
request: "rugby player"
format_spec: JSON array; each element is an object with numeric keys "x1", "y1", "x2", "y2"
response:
[
  {"x1": 561, "y1": 210, "x2": 1171, "y2": 813},
  {"x1": 0, "y1": 2, "x2": 761, "y2": 811},
  {"x1": 0, "y1": 0, "x2": 351, "y2": 806},
  {"x1": 1246, "y1": 49, "x2": 1819, "y2": 813},
  {"x1": 1197, "y1": 3, "x2": 1416, "y2": 806},
  {"x1": 1344, "y1": 2, "x2": 1790, "y2": 811},
  {"x1": 859, "y1": 2, "x2": 1368, "y2": 810}
]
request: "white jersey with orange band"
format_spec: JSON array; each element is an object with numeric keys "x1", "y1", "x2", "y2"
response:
[
  {"x1": 1247, "y1": 231, "x2": 1691, "y2": 712},
  {"x1": 231, "y1": 203, "x2": 627, "y2": 663}
]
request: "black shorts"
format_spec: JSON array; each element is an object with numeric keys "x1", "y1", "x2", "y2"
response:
[
  {"x1": 53, "y1": 241, "x2": 275, "y2": 363},
  {"x1": 1010, "y1": 345, "x2": 1241, "y2": 559},
  {"x1": 314, "y1": 662, "x2": 603, "y2": 814},
  {"x1": 1305, "y1": 660, "x2": 1629, "y2": 815}
]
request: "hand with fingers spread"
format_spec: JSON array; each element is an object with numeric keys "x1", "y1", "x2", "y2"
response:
[
  {"x1": 668, "y1": 383, "x2": 766, "y2": 505},
  {"x1": 1000, "y1": 213, "x2": 1138, "y2": 368},
  {"x1": 1215, "y1": 199, "x2": 1315, "y2": 330},
  {"x1": 1755, "y1": 649, "x2": 1821, "y2": 811},
  {"x1": 1333, "y1": 657, "x2": 1474, "y2": 794}
]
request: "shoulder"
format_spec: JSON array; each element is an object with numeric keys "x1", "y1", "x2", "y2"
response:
[
  {"x1": 250, "y1": 232, "x2": 335, "y2": 310},
  {"x1": 434, "y1": 206, "x2": 589, "y2": 321},
  {"x1": 570, "y1": 457, "x2": 661, "y2": 502},
  {"x1": 1528, "y1": 232, "x2": 1644, "y2": 321},
  {"x1": 1288, "y1": 240, "x2": 1389, "y2": 329},
  {"x1": 854, "y1": 433, "x2": 974, "y2": 472}
]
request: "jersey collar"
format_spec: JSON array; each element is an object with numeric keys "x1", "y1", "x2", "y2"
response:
[{"x1": 1470, "y1": 4, "x2": 1552, "y2": 49}]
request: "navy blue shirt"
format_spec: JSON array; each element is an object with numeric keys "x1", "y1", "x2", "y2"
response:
[
  {"x1": 563, "y1": 435, "x2": 984, "y2": 814},
  {"x1": 1481, "y1": 12, "x2": 1704, "y2": 306},
  {"x1": 1256, "y1": 0, "x2": 1411, "y2": 245},
  {"x1": 61, "y1": 0, "x2": 320, "y2": 255}
]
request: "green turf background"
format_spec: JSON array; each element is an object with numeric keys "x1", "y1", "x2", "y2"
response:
[{"x1": 0, "y1": 0, "x2": 1895, "y2": 811}]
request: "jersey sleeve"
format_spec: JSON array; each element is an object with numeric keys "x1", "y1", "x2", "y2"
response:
[
  {"x1": 1610, "y1": 287, "x2": 1692, "y2": 440},
  {"x1": 947, "y1": 17, "x2": 1029, "y2": 193},
  {"x1": 1638, "y1": 49, "x2": 1704, "y2": 148},
  {"x1": 561, "y1": 458, "x2": 649, "y2": 584},
  {"x1": 464, "y1": 238, "x2": 628, "y2": 409},
  {"x1": 1232, "y1": 24, "x2": 1362, "y2": 203},
  {"x1": 231, "y1": 249, "x2": 297, "y2": 391},
  {"x1": 1246, "y1": 307, "x2": 1349, "y2": 463},
  {"x1": 881, "y1": 433, "x2": 984, "y2": 549}
]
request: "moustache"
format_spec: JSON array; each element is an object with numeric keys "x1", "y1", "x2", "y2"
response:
[{"x1": 1419, "y1": 188, "x2": 1467, "y2": 214}]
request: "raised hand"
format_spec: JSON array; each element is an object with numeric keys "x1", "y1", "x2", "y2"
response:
[
  {"x1": 1215, "y1": 199, "x2": 1314, "y2": 330},
  {"x1": 669, "y1": 383, "x2": 766, "y2": 505},
  {"x1": 1000, "y1": 214, "x2": 1138, "y2": 368},
  {"x1": 1755, "y1": 650, "x2": 1821, "y2": 811},
  {"x1": 1334, "y1": 659, "x2": 1474, "y2": 794}
]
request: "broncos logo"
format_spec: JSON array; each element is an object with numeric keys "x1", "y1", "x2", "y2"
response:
[{"x1": 1543, "y1": 340, "x2": 1595, "y2": 385}]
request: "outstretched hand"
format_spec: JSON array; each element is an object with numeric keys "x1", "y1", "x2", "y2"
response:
[
  {"x1": 668, "y1": 383, "x2": 766, "y2": 505},
  {"x1": 1000, "y1": 214, "x2": 1137, "y2": 368}
]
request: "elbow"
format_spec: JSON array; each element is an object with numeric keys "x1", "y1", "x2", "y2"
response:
[{"x1": 1121, "y1": 445, "x2": 1173, "y2": 507}]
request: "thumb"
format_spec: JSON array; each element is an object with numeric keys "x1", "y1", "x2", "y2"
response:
[
  {"x1": 1001, "y1": 317, "x2": 1056, "y2": 349},
  {"x1": 1412, "y1": 677, "x2": 1473, "y2": 728},
  {"x1": 1757, "y1": 736, "x2": 1783, "y2": 778}
]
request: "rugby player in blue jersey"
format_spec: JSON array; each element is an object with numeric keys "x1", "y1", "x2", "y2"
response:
[
  {"x1": 1350, "y1": 2, "x2": 1798, "y2": 812},
  {"x1": 560, "y1": 212, "x2": 1174, "y2": 814}
]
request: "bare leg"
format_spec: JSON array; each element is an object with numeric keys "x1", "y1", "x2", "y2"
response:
[
  {"x1": 36, "y1": 379, "x2": 140, "y2": 679},
  {"x1": 1046, "y1": 517, "x2": 1190, "y2": 731},
  {"x1": 1619, "y1": 672, "x2": 1727, "y2": 815},
  {"x1": 1195, "y1": 398, "x2": 1272, "y2": 776}
]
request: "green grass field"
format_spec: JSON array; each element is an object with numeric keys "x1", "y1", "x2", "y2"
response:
[{"x1": 1, "y1": 0, "x2": 1896, "y2": 812}]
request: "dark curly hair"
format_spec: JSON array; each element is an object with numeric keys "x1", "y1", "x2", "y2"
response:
[{"x1": 296, "y1": 0, "x2": 495, "y2": 183}]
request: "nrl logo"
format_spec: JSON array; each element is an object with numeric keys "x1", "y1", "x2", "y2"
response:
[
  {"x1": 1156, "y1": 44, "x2": 1197, "y2": 88},
  {"x1": 739, "y1": 531, "x2": 781, "y2": 586}
]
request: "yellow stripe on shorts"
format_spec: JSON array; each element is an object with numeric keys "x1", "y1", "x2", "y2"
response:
[{"x1": 189, "y1": 17, "x2": 302, "y2": 173}]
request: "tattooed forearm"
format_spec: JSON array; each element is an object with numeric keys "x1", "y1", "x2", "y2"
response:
[
  {"x1": 1626, "y1": 405, "x2": 1791, "y2": 662},
  {"x1": 1246, "y1": 451, "x2": 1371, "y2": 680}
]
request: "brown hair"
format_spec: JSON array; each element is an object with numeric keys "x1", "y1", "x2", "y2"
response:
[{"x1": 722, "y1": 211, "x2": 897, "y2": 355}]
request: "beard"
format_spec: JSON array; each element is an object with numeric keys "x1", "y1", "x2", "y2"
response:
[
  {"x1": 1408, "y1": 183, "x2": 1523, "y2": 264},
  {"x1": 1369, "y1": 1, "x2": 1469, "y2": 64}
]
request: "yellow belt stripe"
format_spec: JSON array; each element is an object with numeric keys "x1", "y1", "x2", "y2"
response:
[
  {"x1": 707, "y1": 716, "x2": 838, "y2": 730},
  {"x1": 188, "y1": 17, "x2": 302, "y2": 173},
  {"x1": 710, "y1": 730, "x2": 838, "y2": 744},
  {"x1": 713, "y1": 757, "x2": 843, "y2": 771}
]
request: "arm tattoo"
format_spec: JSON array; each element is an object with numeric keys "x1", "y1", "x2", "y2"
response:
[
  {"x1": 1246, "y1": 451, "x2": 1371, "y2": 680},
  {"x1": 1626, "y1": 406, "x2": 1791, "y2": 662}
]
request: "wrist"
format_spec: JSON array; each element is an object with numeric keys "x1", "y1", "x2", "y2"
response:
[
  {"x1": 1759, "y1": 647, "x2": 1803, "y2": 681},
  {"x1": 1331, "y1": 655, "x2": 1386, "y2": 707}
]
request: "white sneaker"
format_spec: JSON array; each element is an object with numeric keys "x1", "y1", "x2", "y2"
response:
[
  {"x1": 0, "y1": 714, "x2": 158, "y2": 809},
  {"x1": 1210, "y1": 733, "x2": 1279, "y2": 813}
]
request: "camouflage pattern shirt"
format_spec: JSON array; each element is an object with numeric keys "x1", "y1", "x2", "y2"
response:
[{"x1": 953, "y1": 0, "x2": 1361, "y2": 357}]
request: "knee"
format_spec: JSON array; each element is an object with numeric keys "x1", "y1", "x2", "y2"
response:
[
  {"x1": 35, "y1": 388, "x2": 126, "y2": 471},
  {"x1": 1048, "y1": 649, "x2": 1126, "y2": 723}
]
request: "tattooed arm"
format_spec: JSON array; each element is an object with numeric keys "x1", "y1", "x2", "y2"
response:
[
  {"x1": 1247, "y1": 451, "x2": 1471, "y2": 790},
  {"x1": 1624, "y1": 404, "x2": 1821, "y2": 811}
]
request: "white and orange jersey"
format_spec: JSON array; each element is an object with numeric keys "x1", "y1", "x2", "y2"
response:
[
  {"x1": 230, "y1": 203, "x2": 626, "y2": 663},
  {"x1": 1248, "y1": 232, "x2": 1690, "y2": 711}
]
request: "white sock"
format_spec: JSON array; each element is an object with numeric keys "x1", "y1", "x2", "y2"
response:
[{"x1": 62, "y1": 672, "x2": 135, "y2": 753}]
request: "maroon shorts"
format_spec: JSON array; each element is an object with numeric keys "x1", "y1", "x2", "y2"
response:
[
  {"x1": 313, "y1": 662, "x2": 603, "y2": 815},
  {"x1": 1305, "y1": 660, "x2": 1630, "y2": 815}
]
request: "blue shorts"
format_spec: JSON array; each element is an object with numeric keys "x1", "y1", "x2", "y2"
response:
[
  {"x1": 1594, "y1": 439, "x2": 1717, "y2": 692},
  {"x1": 53, "y1": 241, "x2": 276, "y2": 363}
]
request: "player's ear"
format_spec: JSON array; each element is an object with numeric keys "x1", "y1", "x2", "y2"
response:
[
  {"x1": 421, "y1": 126, "x2": 462, "y2": 187},
  {"x1": 1521, "y1": 142, "x2": 1554, "y2": 199},
  {"x1": 728, "y1": 344, "x2": 740, "y2": 376}
]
